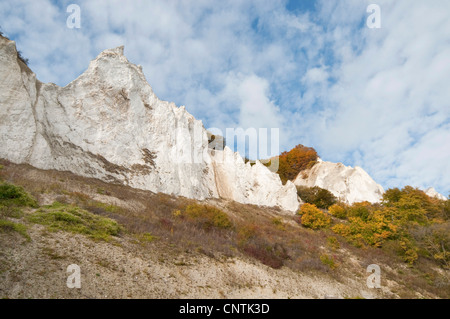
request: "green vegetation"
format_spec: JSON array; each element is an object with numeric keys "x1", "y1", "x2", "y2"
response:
[
  {"x1": 332, "y1": 209, "x2": 399, "y2": 248},
  {"x1": 243, "y1": 157, "x2": 257, "y2": 166},
  {"x1": 0, "y1": 160, "x2": 448, "y2": 297},
  {"x1": 181, "y1": 204, "x2": 233, "y2": 230},
  {"x1": 271, "y1": 217, "x2": 285, "y2": 230},
  {"x1": 382, "y1": 186, "x2": 447, "y2": 224},
  {"x1": 137, "y1": 232, "x2": 158, "y2": 243},
  {"x1": 0, "y1": 218, "x2": 30, "y2": 241},
  {"x1": 0, "y1": 206, "x2": 24, "y2": 219},
  {"x1": 1, "y1": 29, "x2": 30, "y2": 65},
  {"x1": 17, "y1": 51, "x2": 29, "y2": 66},
  {"x1": 320, "y1": 254, "x2": 337, "y2": 270},
  {"x1": 444, "y1": 198, "x2": 450, "y2": 219},
  {"x1": 409, "y1": 223, "x2": 449, "y2": 268},
  {"x1": 296, "y1": 186, "x2": 337, "y2": 209},
  {"x1": 298, "y1": 203, "x2": 331, "y2": 230},
  {"x1": 236, "y1": 223, "x2": 259, "y2": 245},
  {"x1": 331, "y1": 187, "x2": 448, "y2": 266},
  {"x1": 67, "y1": 191, "x2": 122, "y2": 215},
  {"x1": 0, "y1": 182, "x2": 37, "y2": 219},
  {"x1": 87, "y1": 201, "x2": 120, "y2": 213},
  {"x1": 0, "y1": 182, "x2": 38, "y2": 208},
  {"x1": 327, "y1": 236, "x2": 341, "y2": 250},
  {"x1": 27, "y1": 202, "x2": 120, "y2": 242},
  {"x1": 328, "y1": 203, "x2": 347, "y2": 219},
  {"x1": 295, "y1": 186, "x2": 449, "y2": 268},
  {"x1": 96, "y1": 187, "x2": 106, "y2": 195}
]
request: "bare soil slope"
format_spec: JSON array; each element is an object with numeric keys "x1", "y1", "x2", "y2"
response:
[{"x1": 0, "y1": 160, "x2": 448, "y2": 299}]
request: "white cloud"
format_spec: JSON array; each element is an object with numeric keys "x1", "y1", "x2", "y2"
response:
[
  {"x1": 302, "y1": 67, "x2": 328, "y2": 84},
  {"x1": 227, "y1": 74, "x2": 283, "y2": 130},
  {"x1": 294, "y1": 0, "x2": 450, "y2": 195},
  {"x1": 1, "y1": 0, "x2": 448, "y2": 195}
]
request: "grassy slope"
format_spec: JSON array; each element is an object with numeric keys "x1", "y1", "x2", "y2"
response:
[{"x1": 0, "y1": 159, "x2": 448, "y2": 299}]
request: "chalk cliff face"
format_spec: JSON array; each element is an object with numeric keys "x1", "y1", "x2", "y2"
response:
[
  {"x1": 425, "y1": 187, "x2": 447, "y2": 201},
  {"x1": 212, "y1": 147, "x2": 300, "y2": 212},
  {"x1": 0, "y1": 36, "x2": 300, "y2": 212},
  {"x1": 294, "y1": 159, "x2": 385, "y2": 204}
]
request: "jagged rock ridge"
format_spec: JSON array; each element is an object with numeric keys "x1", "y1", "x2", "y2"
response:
[
  {"x1": 425, "y1": 187, "x2": 447, "y2": 201},
  {"x1": 294, "y1": 158, "x2": 385, "y2": 204},
  {"x1": 0, "y1": 37, "x2": 300, "y2": 213}
]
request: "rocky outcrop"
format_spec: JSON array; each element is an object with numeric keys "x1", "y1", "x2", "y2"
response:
[
  {"x1": 211, "y1": 147, "x2": 300, "y2": 212},
  {"x1": 294, "y1": 159, "x2": 385, "y2": 204},
  {"x1": 425, "y1": 187, "x2": 447, "y2": 201},
  {"x1": 0, "y1": 36, "x2": 299, "y2": 212}
]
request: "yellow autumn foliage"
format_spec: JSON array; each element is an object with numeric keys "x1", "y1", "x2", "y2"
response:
[{"x1": 299, "y1": 203, "x2": 331, "y2": 230}]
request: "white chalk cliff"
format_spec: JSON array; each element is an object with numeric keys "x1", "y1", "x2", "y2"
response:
[
  {"x1": 294, "y1": 159, "x2": 385, "y2": 204},
  {"x1": 0, "y1": 36, "x2": 299, "y2": 213},
  {"x1": 424, "y1": 187, "x2": 447, "y2": 201}
]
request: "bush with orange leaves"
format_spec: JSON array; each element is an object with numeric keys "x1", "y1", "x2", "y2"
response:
[
  {"x1": 265, "y1": 144, "x2": 318, "y2": 184},
  {"x1": 298, "y1": 203, "x2": 331, "y2": 230}
]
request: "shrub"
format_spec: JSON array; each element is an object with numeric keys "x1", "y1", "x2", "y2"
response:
[
  {"x1": 137, "y1": 232, "x2": 158, "y2": 243},
  {"x1": 236, "y1": 223, "x2": 259, "y2": 245},
  {"x1": 327, "y1": 236, "x2": 341, "y2": 250},
  {"x1": 383, "y1": 186, "x2": 445, "y2": 224},
  {"x1": 0, "y1": 29, "x2": 9, "y2": 40},
  {"x1": 332, "y1": 209, "x2": 399, "y2": 248},
  {"x1": 242, "y1": 240, "x2": 289, "y2": 269},
  {"x1": 243, "y1": 158, "x2": 257, "y2": 166},
  {"x1": 410, "y1": 223, "x2": 450, "y2": 268},
  {"x1": 320, "y1": 254, "x2": 338, "y2": 270},
  {"x1": 299, "y1": 203, "x2": 331, "y2": 230},
  {"x1": 383, "y1": 188, "x2": 403, "y2": 204},
  {"x1": 444, "y1": 199, "x2": 450, "y2": 220},
  {"x1": 346, "y1": 201, "x2": 374, "y2": 221},
  {"x1": 0, "y1": 182, "x2": 38, "y2": 208},
  {"x1": 266, "y1": 144, "x2": 318, "y2": 184},
  {"x1": 399, "y1": 239, "x2": 419, "y2": 265},
  {"x1": 27, "y1": 202, "x2": 120, "y2": 241},
  {"x1": 271, "y1": 217, "x2": 285, "y2": 230},
  {"x1": 0, "y1": 205, "x2": 23, "y2": 219},
  {"x1": 86, "y1": 201, "x2": 120, "y2": 214},
  {"x1": 17, "y1": 50, "x2": 29, "y2": 66},
  {"x1": 330, "y1": 188, "x2": 450, "y2": 267},
  {"x1": 235, "y1": 222, "x2": 289, "y2": 269},
  {"x1": 328, "y1": 204, "x2": 347, "y2": 219},
  {"x1": 0, "y1": 218, "x2": 30, "y2": 241},
  {"x1": 184, "y1": 204, "x2": 233, "y2": 230},
  {"x1": 297, "y1": 186, "x2": 337, "y2": 209}
]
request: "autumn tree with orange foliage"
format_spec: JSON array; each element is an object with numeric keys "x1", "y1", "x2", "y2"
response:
[{"x1": 266, "y1": 144, "x2": 318, "y2": 184}]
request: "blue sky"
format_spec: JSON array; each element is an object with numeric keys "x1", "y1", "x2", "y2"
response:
[
  {"x1": 0, "y1": 0, "x2": 449, "y2": 196},
  {"x1": 286, "y1": 0, "x2": 317, "y2": 13}
]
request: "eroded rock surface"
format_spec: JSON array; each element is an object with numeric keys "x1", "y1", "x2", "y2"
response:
[{"x1": 0, "y1": 36, "x2": 299, "y2": 212}]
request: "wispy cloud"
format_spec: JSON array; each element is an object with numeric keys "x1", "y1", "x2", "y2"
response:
[{"x1": 0, "y1": 0, "x2": 448, "y2": 196}]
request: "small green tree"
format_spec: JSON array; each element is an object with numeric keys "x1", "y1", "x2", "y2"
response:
[{"x1": 296, "y1": 186, "x2": 337, "y2": 209}]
